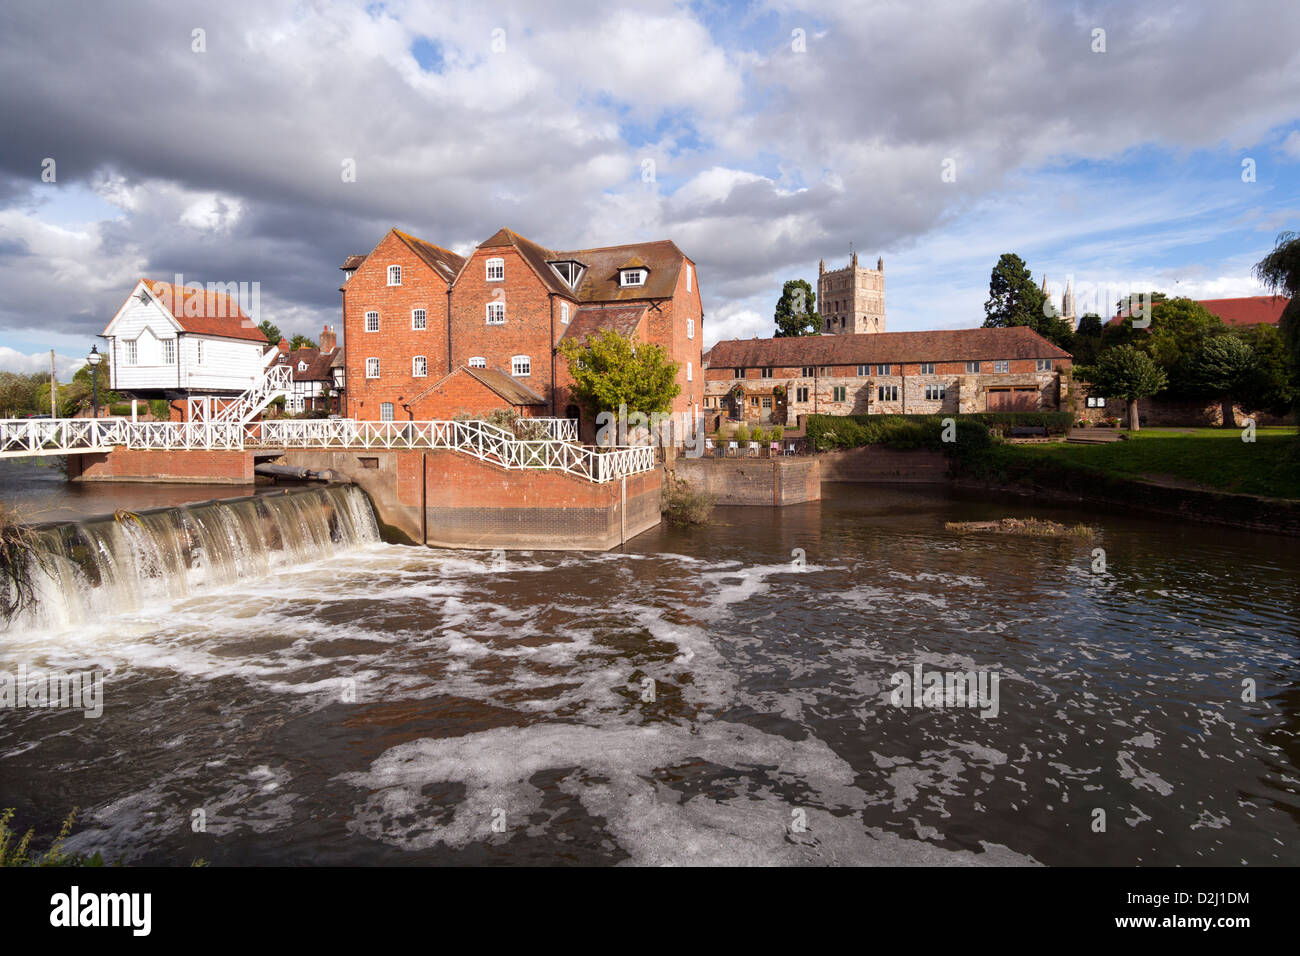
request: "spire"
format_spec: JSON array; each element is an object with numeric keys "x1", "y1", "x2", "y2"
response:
[
  {"x1": 819, "y1": 258, "x2": 825, "y2": 275},
  {"x1": 877, "y1": 256, "x2": 883, "y2": 272}
]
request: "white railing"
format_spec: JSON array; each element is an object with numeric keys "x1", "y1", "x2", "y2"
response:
[
  {"x1": 0, "y1": 416, "x2": 650, "y2": 482},
  {"x1": 246, "y1": 419, "x2": 648, "y2": 482},
  {"x1": 529, "y1": 418, "x2": 579, "y2": 442},
  {"x1": 210, "y1": 363, "x2": 292, "y2": 424}
]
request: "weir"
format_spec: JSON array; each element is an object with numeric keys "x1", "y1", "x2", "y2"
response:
[{"x1": 12, "y1": 485, "x2": 379, "y2": 631}]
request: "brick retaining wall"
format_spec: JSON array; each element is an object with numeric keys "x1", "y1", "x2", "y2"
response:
[{"x1": 67, "y1": 448, "x2": 254, "y2": 483}]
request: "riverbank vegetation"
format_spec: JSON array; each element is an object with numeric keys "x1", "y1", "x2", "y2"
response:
[
  {"x1": 806, "y1": 412, "x2": 1070, "y2": 454},
  {"x1": 0, "y1": 503, "x2": 44, "y2": 623},
  {"x1": 965, "y1": 427, "x2": 1300, "y2": 500},
  {"x1": 662, "y1": 473, "x2": 713, "y2": 526},
  {"x1": 945, "y1": 518, "x2": 1095, "y2": 537},
  {"x1": 0, "y1": 808, "x2": 103, "y2": 867}
]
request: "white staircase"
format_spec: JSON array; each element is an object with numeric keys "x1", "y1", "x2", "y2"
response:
[{"x1": 187, "y1": 361, "x2": 292, "y2": 425}]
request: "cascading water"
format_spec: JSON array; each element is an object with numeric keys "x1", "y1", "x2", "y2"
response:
[{"x1": 11, "y1": 484, "x2": 380, "y2": 631}]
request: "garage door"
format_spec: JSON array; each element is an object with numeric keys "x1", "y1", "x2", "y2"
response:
[{"x1": 987, "y1": 387, "x2": 1039, "y2": 411}]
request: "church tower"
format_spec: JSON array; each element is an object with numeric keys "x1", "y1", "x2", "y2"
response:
[{"x1": 816, "y1": 250, "x2": 885, "y2": 334}]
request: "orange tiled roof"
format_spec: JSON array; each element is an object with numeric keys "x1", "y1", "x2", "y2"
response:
[
  {"x1": 140, "y1": 279, "x2": 267, "y2": 343},
  {"x1": 704, "y1": 326, "x2": 1071, "y2": 368},
  {"x1": 1197, "y1": 296, "x2": 1289, "y2": 327}
]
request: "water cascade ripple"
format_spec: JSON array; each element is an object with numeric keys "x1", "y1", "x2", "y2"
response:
[{"x1": 13, "y1": 484, "x2": 379, "y2": 631}]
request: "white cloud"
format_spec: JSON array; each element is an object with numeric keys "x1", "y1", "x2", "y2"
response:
[
  {"x1": 1282, "y1": 130, "x2": 1300, "y2": 159},
  {"x1": 0, "y1": 347, "x2": 82, "y2": 378}
]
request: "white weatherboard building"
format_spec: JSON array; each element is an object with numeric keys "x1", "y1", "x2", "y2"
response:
[{"x1": 100, "y1": 279, "x2": 289, "y2": 421}]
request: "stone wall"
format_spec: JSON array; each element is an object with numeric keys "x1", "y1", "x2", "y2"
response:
[
  {"x1": 670, "y1": 457, "x2": 821, "y2": 506},
  {"x1": 816, "y1": 447, "x2": 949, "y2": 483}
]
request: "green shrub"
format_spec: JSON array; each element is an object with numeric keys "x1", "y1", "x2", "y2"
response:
[
  {"x1": 108, "y1": 403, "x2": 131, "y2": 417},
  {"x1": 805, "y1": 413, "x2": 999, "y2": 458},
  {"x1": 661, "y1": 474, "x2": 713, "y2": 525},
  {"x1": 735, "y1": 424, "x2": 750, "y2": 442},
  {"x1": 0, "y1": 808, "x2": 104, "y2": 867},
  {"x1": 148, "y1": 399, "x2": 169, "y2": 420}
]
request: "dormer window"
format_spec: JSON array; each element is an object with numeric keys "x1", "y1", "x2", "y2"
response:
[
  {"x1": 486, "y1": 258, "x2": 505, "y2": 281},
  {"x1": 387, "y1": 265, "x2": 401, "y2": 286},
  {"x1": 549, "y1": 260, "x2": 585, "y2": 288},
  {"x1": 297, "y1": 361, "x2": 308, "y2": 372},
  {"x1": 619, "y1": 269, "x2": 646, "y2": 287}
]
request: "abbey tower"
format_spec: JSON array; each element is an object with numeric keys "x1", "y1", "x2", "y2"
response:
[{"x1": 817, "y1": 251, "x2": 885, "y2": 334}]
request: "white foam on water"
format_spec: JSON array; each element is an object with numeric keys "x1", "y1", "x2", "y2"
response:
[{"x1": 338, "y1": 718, "x2": 1037, "y2": 866}]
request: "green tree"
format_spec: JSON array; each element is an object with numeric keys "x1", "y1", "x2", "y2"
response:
[
  {"x1": 982, "y1": 253, "x2": 1071, "y2": 347},
  {"x1": 773, "y1": 279, "x2": 821, "y2": 337},
  {"x1": 1070, "y1": 313, "x2": 1104, "y2": 365},
  {"x1": 1080, "y1": 345, "x2": 1167, "y2": 431},
  {"x1": 1101, "y1": 296, "x2": 1221, "y2": 395},
  {"x1": 258, "y1": 320, "x2": 282, "y2": 345},
  {"x1": 1187, "y1": 335, "x2": 1258, "y2": 428},
  {"x1": 556, "y1": 329, "x2": 681, "y2": 432},
  {"x1": 0, "y1": 373, "x2": 40, "y2": 417},
  {"x1": 289, "y1": 334, "x2": 318, "y2": 351},
  {"x1": 1253, "y1": 230, "x2": 1300, "y2": 412},
  {"x1": 1238, "y1": 322, "x2": 1296, "y2": 415}
]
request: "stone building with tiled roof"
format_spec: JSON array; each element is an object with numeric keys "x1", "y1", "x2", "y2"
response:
[
  {"x1": 338, "y1": 227, "x2": 703, "y2": 433},
  {"x1": 703, "y1": 326, "x2": 1072, "y2": 423}
]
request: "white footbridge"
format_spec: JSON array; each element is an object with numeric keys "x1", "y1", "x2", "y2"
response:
[{"x1": 0, "y1": 415, "x2": 655, "y2": 483}]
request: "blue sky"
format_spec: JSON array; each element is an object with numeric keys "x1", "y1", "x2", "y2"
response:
[{"x1": 0, "y1": 0, "x2": 1297, "y2": 377}]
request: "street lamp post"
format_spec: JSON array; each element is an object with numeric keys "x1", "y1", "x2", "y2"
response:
[{"x1": 87, "y1": 344, "x2": 102, "y2": 420}]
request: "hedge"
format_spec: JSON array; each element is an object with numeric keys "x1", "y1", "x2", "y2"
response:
[
  {"x1": 109, "y1": 403, "x2": 131, "y2": 416},
  {"x1": 806, "y1": 414, "x2": 994, "y2": 456},
  {"x1": 805, "y1": 412, "x2": 1071, "y2": 452}
]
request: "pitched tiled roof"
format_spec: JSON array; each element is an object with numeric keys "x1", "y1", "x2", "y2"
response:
[
  {"x1": 1197, "y1": 296, "x2": 1289, "y2": 327},
  {"x1": 274, "y1": 346, "x2": 340, "y2": 382},
  {"x1": 408, "y1": 364, "x2": 546, "y2": 409},
  {"x1": 703, "y1": 326, "x2": 1071, "y2": 368},
  {"x1": 138, "y1": 279, "x2": 268, "y2": 343},
  {"x1": 393, "y1": 229, "x2": 466, "y2": 283},
  {"x1": 339, "y1": 255, "x2": 366, "y2": 271},
  {"x1": 561, "y1": 240, "x2": 685, "y2": 302},
  {"x1": 480, "y1": 228, "x2": 573, "y2": 297},
  {"x1": 463, "y1": 366, "x2": 546, "y2": 405},
  {"x1": 478, "y1": 228, "x2": 688, "y2": 303},
  {"x1": 560, "y1": 304, "x2": 648, "y2": 343}
]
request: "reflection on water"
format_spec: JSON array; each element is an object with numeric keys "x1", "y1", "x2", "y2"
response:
[
  {"x1": 0, "y1": 457, "x2": 258, "y2": 522},
  {"x1": 0, "y1": 481, "x2": 1296, "y2": 865}
]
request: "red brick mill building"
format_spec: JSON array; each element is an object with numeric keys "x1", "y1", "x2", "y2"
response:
[
  {"x1": 703, "y1": 326, "x2": 1073, "y2": 425},
  {"x1": 338, "y1": 227, "x2": 704, "y2": 436}
]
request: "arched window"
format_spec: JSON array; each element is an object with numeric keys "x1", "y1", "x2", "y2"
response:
[
  {"x1": 486, "y1": 258, "x2": 505, "y2": 281},
  {"x1": 387, "y1": 265, "x2": 401, "y2": 286},
  {"x1": 511, "y1": 355, "x2": 530, "y2": 377}
]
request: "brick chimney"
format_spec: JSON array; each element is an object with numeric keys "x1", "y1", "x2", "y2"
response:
[
  {"x1": 320, "y1": 324, "x2": 337, "y2": 352},
  {"x1": 277, "y1": 337, "x2": 290, "y2": 352}
]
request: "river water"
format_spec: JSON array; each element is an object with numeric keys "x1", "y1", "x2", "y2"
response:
[{"x1": 1, "y1": 471, "x2": 1297, "y2": 866}]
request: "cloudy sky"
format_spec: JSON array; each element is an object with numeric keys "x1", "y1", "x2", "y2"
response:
[{"x1": 1, "y1": 0, "x2": 1298, "y2": 377}]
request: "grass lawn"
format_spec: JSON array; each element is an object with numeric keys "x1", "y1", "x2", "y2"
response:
[{"x1": 981, "y1": 427, "x2": 1300, "y2": 500}]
